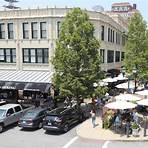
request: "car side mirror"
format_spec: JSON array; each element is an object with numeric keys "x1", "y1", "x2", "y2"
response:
[{"x1": 6, "y1": 113, "x2": 11, "y2": 117}]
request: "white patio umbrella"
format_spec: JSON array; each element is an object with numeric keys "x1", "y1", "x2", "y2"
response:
[
  {"x1": 115, "y1": 94, "x2": 142, "y2": 101},
  {"x1": 137, "y1": 98, "x2": 148, "y2": 106},
  {"x1": 115, "y1": 73, "x2": 128, "y2": 81},
  {"x1": 135, "y1": 90, "x2": 148, "y2": 96},
  {"x1": 102, "y1": 77, "x2": 117, "y2": 83},
  {"x1": 105, "y1": 101, "x2": 137, "y2": 110},
  {"x1": 116, "y1": 82, "x2": 135, "y2": 89}
]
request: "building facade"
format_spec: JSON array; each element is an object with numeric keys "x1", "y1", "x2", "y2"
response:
[
  {"x1": 110, "y1": 2, "x2": 138, "y2": 21},
  {"x1": 0, "y1": 7, "x2": 127, "y2": 73}
]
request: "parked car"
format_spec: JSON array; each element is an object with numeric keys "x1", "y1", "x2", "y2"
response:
[
  {"x1": 43, "y1": 106, "x2": 84, "y2": 133},
  {"x1": 18, "y1": 107, "x2": 48, "y2": 129},
  {"x1": 0, "y1": 104, "x2": 34, "y2": 132}
]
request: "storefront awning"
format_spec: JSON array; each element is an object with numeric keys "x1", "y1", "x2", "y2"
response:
[
  {"x1": 0, "y1": 70, "x2": 54, "y2": 92},
  {"x1": 24, "y1": 82, "x2": 51, "y2": 93},
  {"x1": 0, "y1": 81, "x2": 26, "y2": 90},
  {"x1": 0, "y1": 70, "x2": 53, "y2": 83}
]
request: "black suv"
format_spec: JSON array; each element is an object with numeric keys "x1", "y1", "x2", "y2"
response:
[{"x1": 43, "y1": 106, "x2": 84, "y2": 132}]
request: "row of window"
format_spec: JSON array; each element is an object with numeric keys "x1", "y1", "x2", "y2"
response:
[
  {"x1": 0, "y1": 22, "x2": 47, "y2": 40},
  {"x1": 0, "y1": 48, "x2": 49, "y2": 63},
  {"x1": 0, "y1": 22, "x2": 126, "y2": 46},
  {"x1": 101, "y1": 25, "x2": 126, "y2": 45},
  {"x1": 23, "y1": 22, "x2": 47, "y2": 39},
  {"x1": 0, "y1": 48, "x2": 124, "y2": 64},
  {"x1": 100, "y1": 49, "x2": 124, "y2": 63}
]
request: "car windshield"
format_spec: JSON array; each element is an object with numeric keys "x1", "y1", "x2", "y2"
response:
[
  {"x1": 0, "y1": 109, "x2": 6, "y2": 118},
  {"x1": 24, "y1": 111, "x2": 38, "y2": 118}
]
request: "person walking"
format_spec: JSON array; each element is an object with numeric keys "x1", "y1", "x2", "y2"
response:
[{"x1": 90, "y1": 109, "x2": 96, "y2": 128}]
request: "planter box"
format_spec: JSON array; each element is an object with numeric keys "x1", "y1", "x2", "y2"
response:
[{"x1": 132, "y1": 128, "x2": 139, "y2": 137}]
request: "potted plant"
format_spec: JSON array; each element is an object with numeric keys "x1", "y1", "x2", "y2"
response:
[{"x1": 131, "y1": 122, "x2": 139, "y2": 137}]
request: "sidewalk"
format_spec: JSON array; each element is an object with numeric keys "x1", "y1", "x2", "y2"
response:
[{"x1": 76, "y1": 117, "x2": 148, "y2": 141}]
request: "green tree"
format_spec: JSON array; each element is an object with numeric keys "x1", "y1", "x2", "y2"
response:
[
  {"x1": 124, "y1": 12, "x2": 148, "y2": 82},
  {"x1": 52, "y1": 8, "x2": 106, "y2": 105}
]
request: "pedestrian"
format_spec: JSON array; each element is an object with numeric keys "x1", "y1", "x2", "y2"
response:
[{"x1": 90, "y1": 109, "x2": 96, "y2": 128}]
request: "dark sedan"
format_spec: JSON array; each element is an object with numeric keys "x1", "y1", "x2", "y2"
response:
[{"x1": 18, "y1": 107, "x2": 49, "y2": 129}]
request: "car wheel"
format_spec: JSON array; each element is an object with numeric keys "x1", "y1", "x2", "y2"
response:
[
  {"x1": 63, "y1": 124, "x2": 69, "y2": 133},
  {"x1": 38, "y1": 122, "x2": 43, "y2": 129},
  {"x1": 0, "y1": 124, "x2": 4, "y2": 133}
]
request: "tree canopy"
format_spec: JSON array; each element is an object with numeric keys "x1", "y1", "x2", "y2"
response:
[
  {"x1": 124, "y1": 12, "x2": 148, "y2": 81},
  {"x1": 52, "y1": 8, "x2": 106, "y2": 102}
]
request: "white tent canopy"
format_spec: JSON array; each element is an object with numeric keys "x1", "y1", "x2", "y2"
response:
[
  {"x1": 115, "y1": 94, "x2": 142, "y2": 101},
  {"x1": 102, "y1": 77, "x2": 117, "y2": 83},
  {"x1": 137, "y1": 98, "x2": 148, "y2": 106},
  {"x1": 116, "y1": 82, "x2": 135, "y2": 89},
  {"x1": 105, "y1": 101, "x2": 137, "y2": 110},
  {"x1": 135, "y1": 90, "x2": 148, "y2": 96}
]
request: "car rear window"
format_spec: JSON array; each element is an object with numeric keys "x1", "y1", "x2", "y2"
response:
[{"x1": 24, "y1": 111, "x2": 38, "y2": 118}]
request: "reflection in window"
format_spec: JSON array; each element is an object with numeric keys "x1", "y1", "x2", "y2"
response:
[
  {"x1": 0, "y1": 48, "x2": 16, "y2": 63},
  {"x1": 23, "y1": 48, "x2": 49, "y2": 63},
  {"x1": 31, "y1": 22, "x2": 38, "y2": 39},
  {"x1": 23, "y1": 23, "x2": 29, "y2": 39},
  {"x1": 115, "y1": 51, "x2": 120, "y2": 62},
  {"x1": 0, "y1": 23, "x2": 5, "y2": 39},
  {"x1": 8, "y1": 23, "x2": 14, "y2": 39},
  {"x1": 107, "y1": 50, "x2": 114, "y2": 63},
  {"x1": 40, "y1": 22, "x2": 47, "y2": 39}
]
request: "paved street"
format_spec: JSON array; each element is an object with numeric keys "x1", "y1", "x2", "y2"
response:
[{"x1": 0, "y1": 123, "x2": 148, "y2": 148}]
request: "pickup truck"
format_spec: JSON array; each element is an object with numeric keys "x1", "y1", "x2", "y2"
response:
[{"x1": 0, "y1": 104, "x2": 34, "y2": 132}]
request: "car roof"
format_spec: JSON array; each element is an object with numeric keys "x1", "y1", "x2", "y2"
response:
[
  {"x1": 27, "y1": 107, "x2": 47, "y2": 113},
  {"x1": 0, "y1": 104, "x2": 21, "y2": 110},
  {"x1": 47, "y1": 107, "x2": 72, "y2": 115}
]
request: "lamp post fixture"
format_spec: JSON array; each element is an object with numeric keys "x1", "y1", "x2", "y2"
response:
[
  {"x1": 132, "y1": 67, "x2": 138, "y2": 93},
  {"x1": 121, "y1": 67, "x2": 126, "y2": 77}
]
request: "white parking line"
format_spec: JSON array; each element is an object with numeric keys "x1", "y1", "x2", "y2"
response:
[
  {"x1": 102, "y1": 141, "x2": 110, "y2": 148},
  {"x1": 62, "y1": 136, "x2": 79, "y2": 148}
]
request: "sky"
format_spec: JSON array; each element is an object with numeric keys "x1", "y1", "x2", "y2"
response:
[{"x1": 0, "y1": 0, "x2": 148, "y2": 23}]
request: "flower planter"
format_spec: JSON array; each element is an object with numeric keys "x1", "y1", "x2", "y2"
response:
[{"x1": 132, "y1": 128, "x2": 139, "y2": 137}]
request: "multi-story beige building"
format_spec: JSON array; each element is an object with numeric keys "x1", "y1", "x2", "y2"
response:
[{"x1": 0, "y1": 7, "x2": 127, "y2": 74}]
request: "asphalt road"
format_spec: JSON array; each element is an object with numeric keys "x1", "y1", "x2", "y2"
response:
[{"x1": 0, "y1": 123, "x2": 148, "y2": 148}]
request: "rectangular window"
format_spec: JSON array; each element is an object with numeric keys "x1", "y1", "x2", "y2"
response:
[
  {"x1": 30, "y1": 49, "x2": 36, "y2": 63},
  {"x1": 107, "y1": 50, "x2": 114, "y2": 63},
  {"x1": 31, "y1": 22, "x2": 38, "y2": 39},
  {"x1": 115, "y1": 51, "x2": 120, "y2": 62},
  {"x1": 0, "y1": 48, "x2": 16, "y2": 63},
  {"x1": 57, "y1": 21, "x2": 61, "y2": 38},
  {"x1": 23, "y1": 23, "x2": 29, "y2": 39},
  {"x1": 108, "y1": 28, "x2": 110, "y2": 42},
  {"x1": 113, "y1": 30, "x2": 114, "y2": 43},
  {"x1": 121, "y1": 52, "x2": 125, "y2": 61},
  {"x1": 23, "y1": 49, "x2": 29, "y2": 63},
  {"x1": 101, "y1": 25, "x2": 104, "y2": 41},
  {"x1": 23, "y1": 48, "x2": 49, "y2": 63},
  {"x1": 100, "y1": 49, "x2": 105, "y2": 63},
  {"x1": 40, "y1": 22, "x2": 47, "y2": 39},
  {"x1": 8, "y1": 23, "x2": 14, "y2": 39},
  {"x1": 111, "y1": 29, "x2": 112, "y2": 42},
  {"x1": 0, "y1": 49, "x2": 4, "y2": 61},
  {"x1": 0, "y1": 23, "x2": 5, "y2": 39}
]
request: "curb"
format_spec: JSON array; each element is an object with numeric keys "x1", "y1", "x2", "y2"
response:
[{"x1": 76, "y1": 121, "x2": 148, "y2": 142}]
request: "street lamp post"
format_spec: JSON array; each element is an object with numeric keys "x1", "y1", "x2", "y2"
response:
[
  {"x1": 132, "y1": 67, "x2": 138, "y2": 93},
  {"x1": 121, "y1": 67, "x2": 130, "y2": 92}
]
